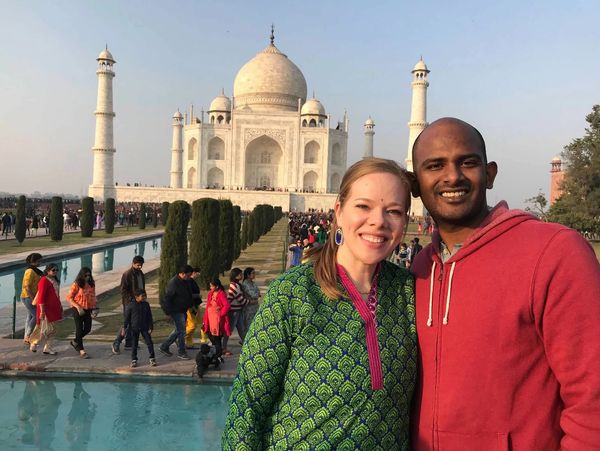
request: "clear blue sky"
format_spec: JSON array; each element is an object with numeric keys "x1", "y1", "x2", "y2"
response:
[{"x1": 1, "y1": 0, "x2": 598, "y2": 208}]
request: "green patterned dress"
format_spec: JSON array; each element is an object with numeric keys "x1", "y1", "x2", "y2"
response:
[{"x1": 222, "y1": 261, "x2": 417, "y2": 450}]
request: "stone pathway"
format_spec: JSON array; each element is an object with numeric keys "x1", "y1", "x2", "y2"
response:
[{"x1": 0, "y1": 219, "x2": 289, "y2": 383}]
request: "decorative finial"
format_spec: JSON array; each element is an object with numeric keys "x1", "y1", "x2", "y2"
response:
[
  {"x1": 312, "y1": 90, "x2": 315, "y2": 99},
  {"x1": 221, "y1": 87, "x2": 225, "y2": 95},
  {"x1": 106, "y1": 44, "x2": 108, "y2": 51},
  {"x1": 270, "y1": 24, "x2": 275, "y2": 45}
]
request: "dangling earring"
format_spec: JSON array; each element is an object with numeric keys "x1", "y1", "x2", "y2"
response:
[{"x1": 334, "y1": 227, "x2": 344, "y2": 245}]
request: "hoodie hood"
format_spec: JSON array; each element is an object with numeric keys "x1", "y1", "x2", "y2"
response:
[{"x1": 420, "y1": 201, "x2": 538, "y2": 327}]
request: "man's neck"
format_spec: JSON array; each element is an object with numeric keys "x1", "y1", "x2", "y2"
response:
[{"x1": 437, "y1": 207, "x2": 491, "y2": 253}]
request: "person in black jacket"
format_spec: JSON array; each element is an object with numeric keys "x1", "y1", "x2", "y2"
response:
[
  {"x1": 123, "y1": 289, "x2": 155, "y2": 368},
  {"x1": 185, "y1": 267, "x2": 202, "y2": 349},
  {"x1": 159, "y1": 265, "x2": 194, "y2": 360},
  {"x1": 112, "y1": 256, "x2": 145, "y2": 354}
]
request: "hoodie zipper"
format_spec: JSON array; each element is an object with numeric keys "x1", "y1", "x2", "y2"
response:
[{"x1": 433, "y1": 260, "x2": 444, "y2": 449}]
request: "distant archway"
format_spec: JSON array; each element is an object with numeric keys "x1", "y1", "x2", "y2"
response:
[
  {"x1": 304, "y1": 141, "x2": 319, "y2": 164},
  {"x1": 188, "y1": 138, "x2": 197, "y2": 161},
  {"x1": 303, "y1": 171, "x2": 318, "y2": 192},
  {"x1": 208, "y1": 137, "x2": 225, "y2": 160},
  {"x1": 245, "y1": 135, "x2": 283, "y2": 189},
  {"x1": 330, "y1": 172, "x2": 341, "y2": 193},
  {"x1": 331, "y1": 143, "x2": 342, "y2": 165},
  {"x1": 207, "y1": 167, "x2": 224, "y2": 188},
  {"x1": 187, "y1": 167, "x2": 196, "y2": 188}
]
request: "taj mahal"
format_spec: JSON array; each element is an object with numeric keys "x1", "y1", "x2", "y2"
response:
[{"x1": 88, "y1": 29, "x2": 430, "y2": 214}]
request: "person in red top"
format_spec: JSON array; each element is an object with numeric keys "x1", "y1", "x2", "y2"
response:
[
  {"x1": 410, "y1": 117, "x2": 600, "y2": 449},
  {"x1": 29, "y1": 263, "x2": 63, "y2": 354},
  {"x1": 66, "y1": 267, "x2": 98, "y2": 359},
  {"x1": 202, "y1": 276, "x2": 230, "y2": 359}
]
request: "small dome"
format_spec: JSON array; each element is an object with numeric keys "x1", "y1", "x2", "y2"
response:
[
  {"x1": 364, "y1": 117, "x2": 375, "y2": 126},
  {"x1": 97, "y1": 48, "x2": 115, "y2": 62},
  {"x1": 551, "y1": 156, "x2": 562, "y2": 163},
  {"x1": 173, "y1": 110, "x2": 183, "y2": 119},
  {"x1": 301, "y1": 98, "x2": 326, "y2": 116},
  {"x1": 208, "y1": 94, "x2": 232, "y2": 112},
  {"x1": 412, "y1": 58, "x2": 428, "y2": 72}
]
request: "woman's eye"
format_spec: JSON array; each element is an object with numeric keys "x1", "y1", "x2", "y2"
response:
[
  {"x1": 387, "y1": 209, "x2": 404, "y2": 217},
  {"x1": 355, "y1": 204, "x2": 369, "y2": 210}
]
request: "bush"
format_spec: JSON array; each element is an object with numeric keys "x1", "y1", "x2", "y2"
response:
[
  {"x1": 104, "y1": 198, "x2": 115, "y2": 234},
  {"x1": 161, "y1": 202, "x2": 169, "y2": 226},
  {"x1": 49, "y1": 197, "x2": 64, "y2": 241},
  {"x1": 189, "y1": 198, "x2": 220, "y2": 289},
  {"x1": 219, "y1": 200, "x2": 234, "y2": 274},
  {"x1": 152, "y1": 208, "x2": 158, "y2": 227},
  {"x1": 139, "y1": 203, "x2": 146, "y2": 229},
  {"x1": 247, "y1": 212, "x2": 255, "y2": 246},
  {"x1": 233, "y1": 205, "x2": 241, "y2": 261},
  {"x1": 241, "y1": 214, "x2": 248, "y2": 251},
  {"x1": 158, "y1": 201, "x2": 190, "y2": 302},
  {"x1": 15, "y1": 195, "x2": 26, "y2": 244},
  {"x1": 80, "y1": 197, "x2": 95, "y2": 237}
]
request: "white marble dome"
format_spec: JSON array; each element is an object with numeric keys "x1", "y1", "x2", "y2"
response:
[
  {"x1": 173, "y1": 110, "x2": 183, "y2": 119},
  {"x1": 209, "y1": 93, "x2": 232, "y2": 112},
  {"x1": 97, "y1": 48, "x2": 115, "y2": 62},
  {"x1": 301, "y1": 98, "x2": 326, "y2": 116},
  {"x1": 233, "y1": 42, "x2": 307, "y2": 112},
  {"x1": 412, "y1": 59, "x2": 429, "y2": 72}
]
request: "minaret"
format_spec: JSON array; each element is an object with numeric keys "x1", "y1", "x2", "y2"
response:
[
  {"x1": 406, "y1": 57, "x2": 430, "y2": 217},
  {"x1": 363, "y1": 117, "x2": 375, "y2": 159},
  {"x1": 550, "y1": 156, "x2": 564, "y2": 205},
  {"x1": 170, "y1": 110, "x2": 184, "y2": 188},
  {"x1": 90, "y1": 47, "x2": 116, "y2": 201}
]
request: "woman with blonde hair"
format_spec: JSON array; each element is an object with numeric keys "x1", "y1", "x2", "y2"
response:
[
  {"x1": 29, "y1": 263, "x2": 63, "y2": 354},
  {"x1": 223, "y1": 158, "x2": 417, "y2": 450}
]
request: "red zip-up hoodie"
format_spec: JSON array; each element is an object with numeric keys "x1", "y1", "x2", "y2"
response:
[{"x1": 411, "y1": 202, "x2": 600, "y2": 450}]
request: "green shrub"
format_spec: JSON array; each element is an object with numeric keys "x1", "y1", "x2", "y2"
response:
[
  {"x1": 80, "y1": 197, "x2": 94, "y2": 237},
  {"x1": 247, "y1": 212, "x2": 255, "y2": 246},
  {"x1": 49, "y1": 197, "x2": 64, "y2": 241},
  {"x1": 189, "y1": 198, "x2": 220, "y2": 289},
  {"x1": 161, "y1": 202, "x2": 169, "y2": 226},
  {"x1": 219, "y1": 199, "x2": 234, "y2": 274},
  {"x1": 241, "y1": 214, "x2": 248, "y2": 251},
  {"x1": 158, "y1": 201, "x2": 190, "y2": 302},
  {"x1": 104, "y1": 198, "x2": 115, "y2": 234},
  {"x1": 233, "y1": 205, "x2": 241, "y2": 261},
  {"x1": 139, "y1": 203, "x2": 146, "y2": 229}
]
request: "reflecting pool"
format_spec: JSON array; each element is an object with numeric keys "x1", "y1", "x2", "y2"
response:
[{"x1": 0, "y1": 378, "x2": 231, "y2": 450}]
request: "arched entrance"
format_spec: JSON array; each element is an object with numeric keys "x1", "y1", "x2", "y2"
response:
[
  {"x1": 303, "y1": 171, "x2": 318, "y2": 192},
  {"x1": 245, "y1": 135, "x2": 283, "y2": 189},
  {"x1": 207, "y1": 167, "x2": 224, "y2": 188}
]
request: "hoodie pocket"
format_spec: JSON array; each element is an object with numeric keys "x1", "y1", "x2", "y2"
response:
[{"x1": 438, "y1": 430, "x2": 510, "y2": 451}]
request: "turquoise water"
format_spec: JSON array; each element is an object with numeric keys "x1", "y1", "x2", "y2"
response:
[
  {"x1": 0, "y1": 237, "x2": 162, "y2": 309},
  {"x1": 0, "y1": 378, "x2": 231, "y2": 450}
]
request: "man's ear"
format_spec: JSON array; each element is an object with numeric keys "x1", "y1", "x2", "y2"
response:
[
  {"x1": 406, "y1": 171, "x2": 421, "y2": 198},
  {"x1": 486, "y1": 161, "x2": 498, "y2": 189}
]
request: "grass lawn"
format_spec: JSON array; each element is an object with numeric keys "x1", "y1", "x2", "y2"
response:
[{"x1": 0, "y1": 226, "x2": 163, "y2": 256}]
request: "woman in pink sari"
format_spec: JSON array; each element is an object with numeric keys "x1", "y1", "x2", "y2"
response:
[{"x1": 202, "y1": 276, "x2": 230, "y2": 359}]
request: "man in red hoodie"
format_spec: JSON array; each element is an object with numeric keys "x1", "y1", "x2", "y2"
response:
[{"x1": 410, "y1": 117, "x2": 600, "y2": 450}]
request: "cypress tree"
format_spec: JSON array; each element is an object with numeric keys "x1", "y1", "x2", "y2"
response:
[
  {"x1": 189, "y1": 198, "x2": 220, "y2": 289},
  {"x1": 219, "y1": 199, "x2": 234, "y2": 273},
  {"x1": 80, "y1": 197, "x2": 94, "y2": 237},
  {"x1": 104, "y1": 198, "x2": 115, "y2": 234},
  {"x1": 241, "y1": 214, "x2": 248, "y2": 251},
  {"x1": 158, "y1": 201, "x2": 190, "y2": 302},
  {"x1": 49, "y1": 196, "x2": 64, "y2": 241},
  {"x1": 152, "y1": 208, "x2": 158, "y2": 227},
  {"x1": 161, "y1": 201, "x2": 170, "y2": 226},
  {"x1": 247, "y1": 212, "x2": 255, "y2": 246},
  {"x1": 233, "y1": 205, "x2": 241, "y2": 261},
  {"x1": 15, "y1": 195, "x2": 26, "y2": 244},
  {"x1": 139, "y1": 203, "x2": 146, "y2": 229}
]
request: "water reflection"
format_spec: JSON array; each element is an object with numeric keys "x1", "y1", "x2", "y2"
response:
[
  {"x1": 17, "y1": 380, "x2": 61, "y2": 449},
  {"x1": 64, "y1": 382, "x2": 96, "y2": 450}
]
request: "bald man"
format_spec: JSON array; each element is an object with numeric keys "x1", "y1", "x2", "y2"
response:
[{"x1": 410, "y1": 118, "x2": 600, "y2": 449}]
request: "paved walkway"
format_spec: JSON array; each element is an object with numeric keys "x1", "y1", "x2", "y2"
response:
[{"x1": 0, "y1": 219, "x2": 288, "y2": 384}]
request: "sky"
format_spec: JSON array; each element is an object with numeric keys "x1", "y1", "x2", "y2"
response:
[{"x1": 1, "y1": 0, "x2": 599, "y2": 208}]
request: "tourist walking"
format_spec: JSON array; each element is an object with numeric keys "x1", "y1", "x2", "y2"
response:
[
  {"x1": 159, "y1": 265, "x2": 194, "y2": 360},
  {"x1": 124, "y1": 289, "x2": 156, "y2": 368},
  {"x1": 185, "y1": 267, "x2": 202, "y2": 349},
  {"x1": 241, "y1": 267, "x2": 260, "y2": 334},
  {"x1": 20, "y1": 253, "x2": 43, "y2": 345},
  {"x1": 222, "y1": 268, "x2": 247, "y2": 356},
  {"x1": 202, "y1": 276, "x2": 230, "y2": 359},
  {"x1": 223, "y1": 158, "x2": 417, "y2": 449},
  {"x1": 29, "y1": 263, "x2": 63, "y2": 354},
  {"x1": 112, "y1": 256, "x2": 145, "y2": 354},
  {"x1": 66, "y1": 267, "x2": 97, "y2": 359}
]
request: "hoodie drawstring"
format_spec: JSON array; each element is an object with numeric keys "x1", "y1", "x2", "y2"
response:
[
  {"x1": 443, "y1": 262, "x2": 456, "y2": 325},
  {"x1": 427, "y1": 261, "x2": 436, "y2": 327},
  {"x1": 427, "y1": 261, "x2": 456, "y2": 327}
]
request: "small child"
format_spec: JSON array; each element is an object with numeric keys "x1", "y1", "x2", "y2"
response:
[{"x1": 123, "y1": 289, "x2": 156, "y2": 368}]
